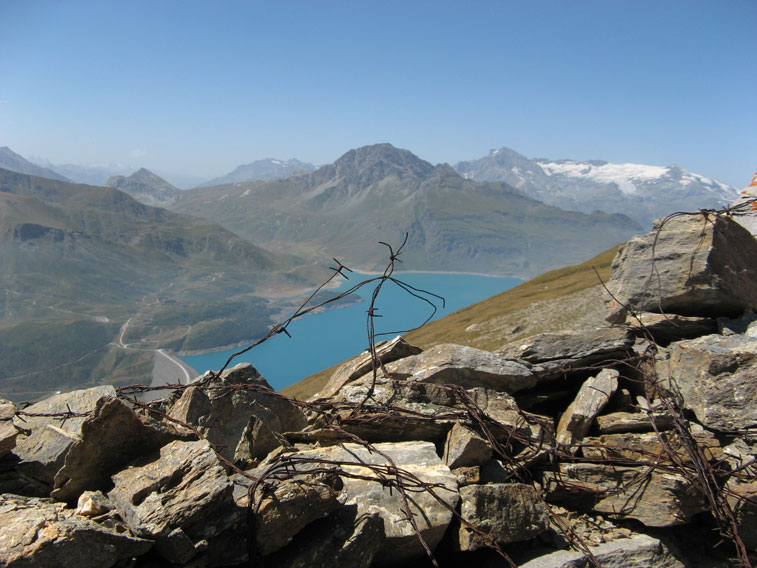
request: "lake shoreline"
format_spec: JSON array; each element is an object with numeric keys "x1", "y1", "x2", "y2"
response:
[
  {"x1": 179, "y1": 273, "x2": 524, "y2": 390},
  {"x1": 175, "y1": 270, "x2": 520, "y2": 357}
]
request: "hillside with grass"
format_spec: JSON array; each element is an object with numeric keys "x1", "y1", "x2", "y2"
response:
[{"x1": 0, "y1": 169, "x2": 328, "y2": 401}]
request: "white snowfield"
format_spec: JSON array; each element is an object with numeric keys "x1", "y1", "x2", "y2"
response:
[{"x1": 536, "y1": 160, "x2": 734, "y2": 197}]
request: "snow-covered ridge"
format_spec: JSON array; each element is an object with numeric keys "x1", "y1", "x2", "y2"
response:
[
  {"x1": 536, "y1": 160, "x2": 734, "y2": 197},
  {"x1": 537, "y1": 161, "x2": 668, "y2": 194}
]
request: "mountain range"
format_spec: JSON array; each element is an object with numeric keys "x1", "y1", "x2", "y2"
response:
[
  {"x1": 455, "y1": 147, "x2": 738, "y2": 227},
  {"x1": 0, "y1": 147, "x2": 70, "y2": 183},
  {"x1": 170, "y1": 143, "x2": 643, "y2": 277},
  {"x1": 0, "y1": 168, "x2": 326, "y2": 401},
  {"x1": 0, "y1": 142, "x2": 741, "y2": 399}
]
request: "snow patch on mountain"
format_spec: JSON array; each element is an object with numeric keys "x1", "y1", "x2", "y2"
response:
[{"x1": 537, "y1": 161, "x2": 669, "y2": 195}]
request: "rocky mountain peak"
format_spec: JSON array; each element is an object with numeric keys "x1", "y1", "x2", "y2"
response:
[
  {"x1": 328, "y1": 143, "x2": 437, "y2": 184},
  {"x1": 106, "y1": 168, "x2": 179, "y2": 208}
]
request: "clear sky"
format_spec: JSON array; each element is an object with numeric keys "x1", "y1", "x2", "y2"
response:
[{"x1": 1, "y1": 0, "x2": 754, "y2": 188}]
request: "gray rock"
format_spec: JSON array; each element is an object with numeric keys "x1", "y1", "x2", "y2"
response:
[
  {"x1": 657, "y1": 334, "x2": 757, "y2": 431},
  {"x1": 253, "y1": 473, "x2": 342, "y2": 556},
  {"x1": 0, "y1": 493, "x2": 151, "y2": 567},
  {"x1": 378, "y1": 343, "x2": 537, "y2": 392},
  {"x1": 455, "y1": 483, "x2": 549, "y2": 550},
  {"x1": 52, "y1": 397, "x2": 190, "y2": 503},
  {"x1": 0, "y1": 398, "x2": 18, "y2": 458},
  {"x1": 168, "y1": 363, "x2": 307, "y2": 462},
  {"x1": 11, "y1": 386, "x2": 116, "y2": 485},
  {"x1": 606, "y1": 214, "x2": 757, "y2": 322},
  {"x1": 543, "y1": 463, "x2": 705, "y2": 526},
  {"x1": 108, "y1": 439, "x2": 236, "y2": 564},
  {"x1": 313, "y1": 335, "x2": 423, "y2": 400},
  {"x1": 556, "y1": 369, "x2": 618, "y2": 450},
  {"x1": 254, "y1": 441, "x2": 459, "y2": 565},
  {"x1": 516, "y1": 534, "x2": 686, "y2": 568},
  {"x1": 443, "y1": 423, "x2": 492, "y2": 469},
  {"x1": 499, "y1": 327, "x2": 633, "y2": 380}
]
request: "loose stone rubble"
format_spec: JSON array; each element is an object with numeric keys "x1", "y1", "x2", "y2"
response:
[{"x1": 1, "y1": 211, "x2": 756, "y2": 567}]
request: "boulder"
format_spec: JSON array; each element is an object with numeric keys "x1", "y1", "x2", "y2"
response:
[
  {"x1": 657, "y1": 334, "x2": 757, "y2": 431},
  {"x1": 253, "y1": 441, "x2": 459, "y2": 565},
  {"x1": 543, "y1": 463, "x2": 705, "y2": 526},
  {"x1": 499, "y1": 327, "x2": 633, "y2": 381},
  {"x1": 108, "y1": 439, "x2": 237, "y2": 564},
  {"x1": 51, "y1": 397, "x2": 191, "y2": 503},
  {"x1": 167, "y1": 363, "x2": 307, "y2": 462},
  {"x1": 313, "y1": 335, "x2": 423, "y2": 400},
  {"x1": 0, "y1": 397, "x2": 18, "y2": 458},
  {"x1": 11, "y1": 386, "x2": 116, "y2": 486},
  {"x1": 605, "y1": 214, "x2": 757, "y2": 322},
  {"x1": 0, "y1": 493, "x2": 151, "y2": 567},
  {"x1": 376, "y1": 343, "x2": 537, "y2": 393},
  {"x1": 556, "y1": 368, "x2": 618, "y2": 450},
  {"x1": 516, "y1": 534, "x2": 686, "y2": 568},
  {"x1": 264, "y1": 506, "x2": 384, "y2": 568},
  {"x1": 454, "y1": 483, "x2": 549, "y2": 551},
  {"x1": 443, "y1": 423, "x2": 492, "y2": 469}
]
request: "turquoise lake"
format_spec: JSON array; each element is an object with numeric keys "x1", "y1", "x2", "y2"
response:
[{"x1": 181, "y1": 272, "x2": 522, "y2": 391}]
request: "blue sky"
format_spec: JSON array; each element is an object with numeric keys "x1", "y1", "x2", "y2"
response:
[{"x1": 1, "y1": 0, "x2": 754, "y2": 187}]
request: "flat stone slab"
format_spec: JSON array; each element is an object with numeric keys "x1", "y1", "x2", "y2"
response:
[
  {"x1": 516, "y1": 534, "x2": 686, "y2": 568},
  {"x1": 499, "y1": 327, "x2": 633, "y2": 380},
  {"x1": 377, "y1": 343, "x2": 537, "y2": 393}
]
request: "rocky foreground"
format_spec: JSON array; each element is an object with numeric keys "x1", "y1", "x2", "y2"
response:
[{"x1": 2, "y1": 212, "x2": 757, "y2": 567}]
